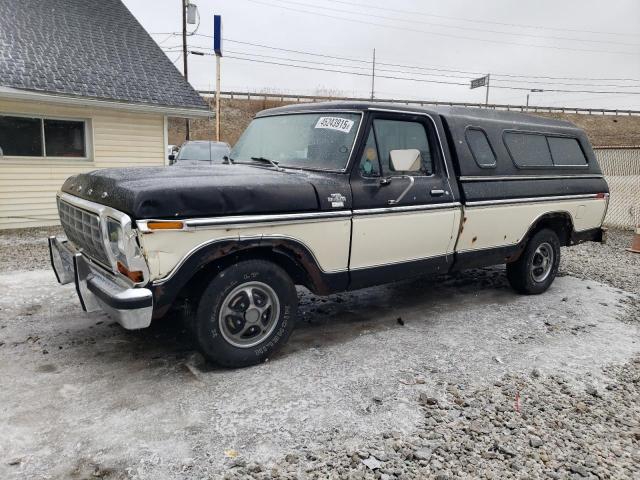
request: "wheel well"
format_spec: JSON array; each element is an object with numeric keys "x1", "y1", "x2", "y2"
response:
[
  {"x1": 176, "y1": 246, "x2": 314, "y2": 306},
  {"x1": 527, "y1": 212, "x2": 574, "y2": 246}
]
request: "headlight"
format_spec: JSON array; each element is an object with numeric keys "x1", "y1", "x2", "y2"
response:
[
  {"x1": 106, "y1": 218, "x2": 127, "y2": 266},
  {"x1": 105, "y1": 217, "x2": 145, "y2": 283}
]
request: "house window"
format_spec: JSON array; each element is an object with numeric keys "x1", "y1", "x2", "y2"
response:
[
  {"x1": 0, "y1": 116, "x2": 43, "y2": 156},
  {"x1": 0, "y1": 115, "x2": 88, "y2": 158}
]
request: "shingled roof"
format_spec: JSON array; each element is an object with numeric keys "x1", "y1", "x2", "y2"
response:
[{"x1": 0, "y1": 0, "x2": 208, "y2": 112}]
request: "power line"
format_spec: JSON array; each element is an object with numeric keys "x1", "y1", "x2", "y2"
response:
[
  {"x1": 244, "y1": 0, "x2": 639, "y2": 56},
  {"x1": 491, "y1": 78, "x2": 640, "y2": 89},
  {"x1": 205, "y1": 52, "x2": 471, "y2": 86},
  {"x1": 318, "y1": 0, "x2": 640, "y2": 39},
  {"x1": 181, "y1": 45, "x2": 640, "y2": 88},
  {"x1": 196, "y1": 51, "x2": 640, "y2": 94},
  {"x1": 182, "y1": 45, "x2": 478, "y2": 80},
  {"x1": 181, "y1": 36, "x2": 640, "y2": 84},
  {"x1": 264, "y1": 0, "x2": 640, "y2": 47},
  {"x1": 194, "y1": 35, "x2": 373, "y2": 65}
]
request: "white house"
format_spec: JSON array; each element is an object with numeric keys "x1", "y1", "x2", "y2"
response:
[{"x1": 0, "y1": 0, "x2": 210, "y2": 229}]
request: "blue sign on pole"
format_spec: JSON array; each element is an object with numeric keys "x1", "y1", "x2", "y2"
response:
[{"x1": 213, "y1": 15, "x2": 222, "y2": 56}]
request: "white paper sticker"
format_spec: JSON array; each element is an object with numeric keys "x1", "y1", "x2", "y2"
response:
[{"x1": 315, "y1": 116, "x2": 354, "y2": 133}]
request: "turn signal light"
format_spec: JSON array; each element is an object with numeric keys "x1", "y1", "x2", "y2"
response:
[
  {"x1": 595, "y1": 193, "x2": 608, "y2": 199},
  {"x1": 147, "y1": 221, "x2": 184, "y2": 230},
  {"x1": 117, "y1": 261, "x2": 144, "y2": 283}
]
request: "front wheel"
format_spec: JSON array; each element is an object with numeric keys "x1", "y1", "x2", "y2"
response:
[
  {"x1": 194, "y1": 260, "x2": 297, "y2": 368},
  {"x1": 507, "y1": 229, "x2": 561, "y2": 295}
]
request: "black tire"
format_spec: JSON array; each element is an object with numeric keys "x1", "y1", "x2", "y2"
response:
[
  {"x1": 507, "y1": 228, "x2": 561, "y2": 295},
  {"x1": 194, "y1": 260, "x2": 297, "y2": 368}
]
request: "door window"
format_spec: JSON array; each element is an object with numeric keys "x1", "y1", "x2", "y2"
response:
[{"x1": 373, "y1": 119, "x2": 433, "y2": 175}]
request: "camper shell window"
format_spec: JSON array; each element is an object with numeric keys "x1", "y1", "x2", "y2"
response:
[
  {"x1": 465, "y1": 127, "x2": 496, "y2": 168},
  {"x1": 547, "y1": 136, "x2": 587, "y2": 166},
  {"x1": 503, "y1": 131, "x2": 553, "y2": 168}
]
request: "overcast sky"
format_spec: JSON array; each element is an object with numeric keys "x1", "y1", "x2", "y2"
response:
[{"x1": 123, "y1": 0, "x2": 640, "y2": 110}]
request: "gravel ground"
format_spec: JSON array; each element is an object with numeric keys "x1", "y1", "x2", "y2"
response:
[
  {"x1": 223, "y1": 358, "x2": 640, "y2": 480},
  {"x1": 0, "y1": 227, "x2": 638, "y2": 480},
  {"x1": 0, "y1": 226, "x2": 62, "y2": 273},
  {"x1": 560, "y1": 229, "x2": 640, "y2": 295}
]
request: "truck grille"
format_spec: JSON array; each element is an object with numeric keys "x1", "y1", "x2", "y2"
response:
[{"x1": 57, "y1": 199, "x2": 111, "y2": 267}]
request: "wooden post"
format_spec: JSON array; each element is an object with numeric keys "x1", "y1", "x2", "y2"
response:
[{"x1": 216, "y1": 54, "x2": 221, "y2": 142}]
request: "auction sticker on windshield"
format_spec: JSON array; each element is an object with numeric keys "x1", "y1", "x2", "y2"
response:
[{"x1": 315, "y1": 116, "x2": 355, "y2": 133}]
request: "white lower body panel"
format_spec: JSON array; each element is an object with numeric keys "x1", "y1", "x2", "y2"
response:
[{"x1": 457, "y1": 198, "x2": 607, "y2": 253}]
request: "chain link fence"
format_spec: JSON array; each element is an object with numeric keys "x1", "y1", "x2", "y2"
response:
[{"x1": 595, "y1": 147, "x2": 640, "y2": 230}]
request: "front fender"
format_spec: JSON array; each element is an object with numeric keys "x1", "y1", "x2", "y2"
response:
[{"x1": 149, "y1": 237, "x2": 348, "y2": 318}]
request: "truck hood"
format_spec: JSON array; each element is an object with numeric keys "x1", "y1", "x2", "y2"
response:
[{"x1": 60, "y1": 164, "x2": 347, "y2": 219}]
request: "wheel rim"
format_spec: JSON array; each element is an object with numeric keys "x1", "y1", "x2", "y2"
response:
[
  {"x1": 218, "y1": 281, "x2": 280, "y2": 348},
  {"x1": 531, "y1": 242, "x2": 554, "y2": 283}
]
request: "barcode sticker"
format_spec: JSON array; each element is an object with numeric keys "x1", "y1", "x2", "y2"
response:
[{"x1": 315, "y1": 116, "x2": 354, "y2": 133}]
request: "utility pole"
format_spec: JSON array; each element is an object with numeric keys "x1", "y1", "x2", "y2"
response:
[
  {"x1": 485, "y1": 73, "x2": 490, "y2": 107},
  {"x1": 526, "y1": 93, "x2": 530, "y2": 108},
  {"x1": 370, "y1": 48, "x2": 376, "y2": 100},
  {"x1": 182, "y1": 0, "x2": 190, "y2": 140}
]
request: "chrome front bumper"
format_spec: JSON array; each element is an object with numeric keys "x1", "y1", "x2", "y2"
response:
[{"x1": 48, "y1": 236, "x2": 153, "y2": 330}]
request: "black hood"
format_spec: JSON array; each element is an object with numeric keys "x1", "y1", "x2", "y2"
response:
[{"x1": 60, "y1": 164, "x2": 350, "y2": 219}]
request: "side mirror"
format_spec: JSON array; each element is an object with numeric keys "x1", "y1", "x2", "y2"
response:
[
  {"x1": 168, "y1": 154, "x2": 175, "y2": 162},
  {"x1": 389, "y1": 149, "x2": 421, "y2": 172}
]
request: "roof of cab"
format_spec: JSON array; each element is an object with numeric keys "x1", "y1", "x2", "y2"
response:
[{"x1": 256, "y1": 101, "x2": 580, "y2": 135}]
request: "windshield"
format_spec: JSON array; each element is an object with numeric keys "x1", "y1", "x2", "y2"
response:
[
  {"x1": 230, "y1": 112, "x2": 361, "y2": 170},
  {"x1": 176, "y1": 143, "x2": 230, "y2": 162}
]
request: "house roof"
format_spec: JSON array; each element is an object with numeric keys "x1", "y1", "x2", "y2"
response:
[{"x1": 0, "y1": 0, "x2": 209, "y2": 113}]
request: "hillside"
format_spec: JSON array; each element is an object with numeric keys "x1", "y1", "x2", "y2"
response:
[{"x1": 169, "y1": 97, "x2": 640, "y2": 148}]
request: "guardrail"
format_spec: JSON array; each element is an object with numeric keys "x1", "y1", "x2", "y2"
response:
[{"x1": 198, "y1": 91, "x2": 640, "y2": 116}]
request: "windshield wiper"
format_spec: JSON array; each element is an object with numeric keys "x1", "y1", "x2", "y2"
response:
[
  {"x1": 223, "y1": 155, "x2": 234, "y2": 164},
  {"x1": 250, "y1": 156, "x2": 282, "y2": 170}
]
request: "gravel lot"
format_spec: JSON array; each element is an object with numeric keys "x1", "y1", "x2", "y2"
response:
[{"x1": 0, "y1": 228, "x2": 638, "y2": 480}]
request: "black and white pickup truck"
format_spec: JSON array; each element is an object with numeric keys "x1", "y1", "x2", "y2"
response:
[{"x1": 49, "y1": 102, "x2": 609, "y2": 367}]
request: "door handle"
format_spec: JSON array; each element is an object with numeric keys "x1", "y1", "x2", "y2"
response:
[
  {"x1": 387, "y1": 176, "x2": 415, "y2": 205},
  {"x1": 430, "y1": 189, "x2": 445, "y2": 197}
]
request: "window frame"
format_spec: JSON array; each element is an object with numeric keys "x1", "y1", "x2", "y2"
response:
[
  {"x1": 0, "y1": 112, "x2": 93, "y2": 162},
  {"x1": 357, "y1": 112, "x2": 442, "y2": 179},
  {"x1": 464, "y1": 126, "x2": 497, "y2": 169}
]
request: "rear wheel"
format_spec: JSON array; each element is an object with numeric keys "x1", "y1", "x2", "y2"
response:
[
  {"x1": 507, "y1": 229, "x2": 561, "y2": 295},
  {"x1": 194, "y1": 260, "x2": 297, "y2": 367}
]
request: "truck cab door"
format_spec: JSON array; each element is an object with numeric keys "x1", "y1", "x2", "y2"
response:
[{"x1": 348, "y1": 111, "x2": 461, "y2": 288}]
